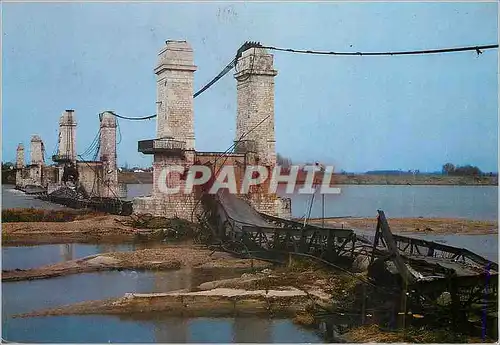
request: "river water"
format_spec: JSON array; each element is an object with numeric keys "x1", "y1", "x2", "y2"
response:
[
  {"x1": 3, "y1": 267, "x2": 323, "y2": 343},
  {"x1": 2, "y1": 242, "x2": 323, "y2": 342},
  {"x1": 124, "y1": 183, "x2": 498, "y2": 221},
  {"x1": 4, "y1": 183, "x2": 498, "y2": 221},
  {"x1": 2, "y1": 183, "x2": 498, "y2": 342}
]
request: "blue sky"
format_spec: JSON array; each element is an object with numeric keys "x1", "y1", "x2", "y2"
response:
[{"x1": 2, "y1": 2, "x2": 498, "y2": 172}]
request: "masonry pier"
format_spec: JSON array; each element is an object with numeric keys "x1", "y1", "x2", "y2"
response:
[{"x1": 133, "y1": 40, "x2": 291, "y2": 219}]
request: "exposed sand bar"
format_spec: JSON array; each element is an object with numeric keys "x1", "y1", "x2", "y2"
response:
[
  {"x1": 3, "y1": 213, "x2": 497, "y2": 247},
  {"x1": 2, "y1": 247, "x2": 271, "y2": 282},
  {"x1": 14, "y1": 287, "x2": 323, "y2": 318},
  {"x1": 308, "y1": 217, "x2": 498, "y2": 235}
]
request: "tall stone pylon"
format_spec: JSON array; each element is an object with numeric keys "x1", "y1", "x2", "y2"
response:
[
  {"x1": 234, "y1": 47, "x2": 278, "y2": 167},
  {"x1": 29, "y1": 135, "x2": 45, "y2": 186},
  {"x1": 58, "y1": 110, "x2": 77, "y2": 162},
  {"x1": 15, "y1": 143, "x2": 25, "y2": 186},
  {"x1": 16, "y1": 143, "x2": 25, "y2": 169},
  {"x1": 30, "y1": 135, "x2": 45, "y2": 165},
  {"x1": 155, "y1": 40, "x2": 197, "y2": 149},
  {"x1": 99, "y1": 111, "x2": 118, "y2": 198},
  {"x1": 150, "y1": 40, "x2": 197, "y2": 197},
  {"x1": 134, "y1": 40, "x2": 199, "y2": 219}
]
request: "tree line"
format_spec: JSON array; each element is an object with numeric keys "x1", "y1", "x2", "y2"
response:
[{"x1": 442, "y1": 163, "x2": 495, "y2": 176}]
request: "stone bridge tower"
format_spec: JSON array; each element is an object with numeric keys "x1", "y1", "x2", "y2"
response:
[
  {"x1": 29, "y1": 135, "x2": 45, "y2": 186},
  {"x1": 57, "y1": 110, "x2": 77, "y2": 162},
  {"x1": 99, "y1": 111, "x2": 119, "y2": 198},
  {"x1": 30, "y1": 135, "x2": 45, "y2": 165},
  {"x1": 234, "y1": 47, "x2": 278, "y2": 167},
  {"x1": 134, "y1": 40, "x2": 199, "y2": 218},
  {"x1": 233, "y1": 46, "x2": 291, "y2": 218},
  {"x1": 15, "y1": 143, "x2": 25, "y2": 186},
  {"x1": 155, "y1": 40, "x2": 196, "y2": 149}
]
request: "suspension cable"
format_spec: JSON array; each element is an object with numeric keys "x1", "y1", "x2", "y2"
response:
[
  {"x1": 193, "y1": 57, "x2": 237, "y2": 98},
  {"x1": 101, "y1": 111, "x2": 157, "y2": 121},
  {"x1": 261, "y1": 43, "x2": 498, "y2": 57}
]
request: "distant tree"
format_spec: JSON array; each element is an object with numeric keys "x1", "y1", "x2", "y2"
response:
[
  {"x1": 2, "y1": 162, "x2": 14, "y2": 170},
  {"x1": 442, "y1": 163, "x2": 482, "y2": 176},
  {"x1": 454, "y1": 165, "x2": 482, "y2": 176},
  {"x1": 442, "y1": 163, "x2": 455, "y2": 175}
]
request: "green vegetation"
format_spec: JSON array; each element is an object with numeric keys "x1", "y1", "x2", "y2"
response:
[
  {"x1": 442, "y1": 162, "x2": 496, "y2": 177},
  {"x1": 2, "y1": 161, "x2": 16, "y2": 184}
]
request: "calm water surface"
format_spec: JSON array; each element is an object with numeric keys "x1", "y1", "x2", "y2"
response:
[
  {"x1": 2, "y1": 266, "x2": 322, "y2": 343},
  {"x1": 4, "y1": 315, "x2": 322, "y2": 343},
  {"x1": 2, "y1": 185, "x2": 67, "y2": 210},
  {"x1": 124, "y1": 184, "x2": 498, "y2": 221}
]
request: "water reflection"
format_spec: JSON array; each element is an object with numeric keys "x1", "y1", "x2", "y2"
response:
[
  {"x1": 2, "y1": 185, "x2": 67, "y2": 210},
  {"x1": 2, "y1": 267, "x2": 323, "y2": 343},
  {"x1": 233, "y1": 317, "x2": 272, "y2": 343},
  {"x1": 3, "y1": 315, "x2": 322, "y2": 343},
  {"x1": 154, "y1": 317, "x2": 189, "y2": 343},
  {"x1": 59, "y1": 244, "x2": 73, "y2": 262}
]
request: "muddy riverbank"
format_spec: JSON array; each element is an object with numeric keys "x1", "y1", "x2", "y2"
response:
[{"x1": 3, "y1": 211, "x2": 497, "y2": 248}]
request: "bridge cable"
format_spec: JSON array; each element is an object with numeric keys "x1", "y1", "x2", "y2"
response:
[
  {"x1": 97, "y1": 43, "x2": 261, "y2": 121},
  {"x1": 96, "y1": 58, "x2": 238, "y2": 121},
  {"x1": 102, "y1": 111, "x2": 157, "y2": 121},
  {"x1": 80, "y1": 129, "x2": 101, "y2": 158},
  {"x1": 95, "y1": 42, "x2": 497, "y2": 122},
  {"x1": 261, "y1": 43, "x2": 498, "y2": 57},
  {"x1": 193, "y1": 57, "x2": 237, "y2": 98}
]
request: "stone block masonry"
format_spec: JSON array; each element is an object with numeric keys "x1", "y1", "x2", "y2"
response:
[
  {"x1": 99, "y1": 111, "x2": 119, "y2": 198},
  {"x1": 15, "y1": 143, "x2": 25, "y2": 186},
  {"x1": 133, "y1": 40, "x2": 199, "y2": 218},
  {"x1": 155, "y1": 41, "x2": 197, "y2": 150},
  {"x1": 30, "y1": 135, "x2": 45, "y2": 166},
  {"x1": 58, "y1": 110, "x2": 77, "y2": 162},
  {"x1": 234, "y1": 47, "x2": 278, "y2": 168}
]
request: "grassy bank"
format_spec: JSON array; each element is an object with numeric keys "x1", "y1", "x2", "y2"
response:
[{"x1": 2, "y1": 208, "x2": 101, "y2": 223}]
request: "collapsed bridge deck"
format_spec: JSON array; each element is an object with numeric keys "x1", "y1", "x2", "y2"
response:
[{"x1": 203, "y1": 190, "x2": 497, "y2": 294}]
